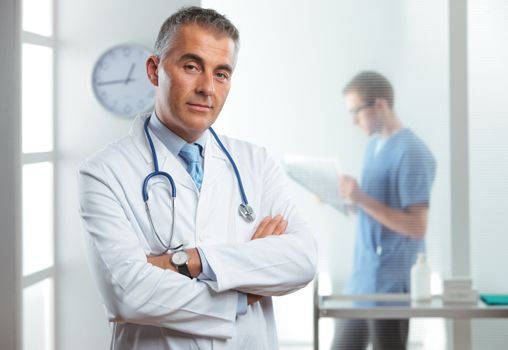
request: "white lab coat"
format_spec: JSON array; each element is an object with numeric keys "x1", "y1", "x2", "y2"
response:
[{"x1": 78, "y1": 114, "x2": 317, "y2": 350}]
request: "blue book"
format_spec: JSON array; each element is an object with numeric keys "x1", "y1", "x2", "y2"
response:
[{"x1": 480, "y1": 294, "x2": 508, "y2": 305}]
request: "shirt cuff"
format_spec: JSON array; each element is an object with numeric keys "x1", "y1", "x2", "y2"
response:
[
  {"x1": 197, "y1": 247, "x2": 217, "y2": 281},
  {"x1": 237, "y1": 292, "x2": 248, "y2": 316}
]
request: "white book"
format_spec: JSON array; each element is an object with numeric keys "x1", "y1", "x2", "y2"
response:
[
  {"x1": 442, "y1": 289, "x2": 478, "y2": 304},
  {"x1": 443, "y1": 277, "x2": 473, "y2": 290},
  {"x1": 282, "y1": 155, "x2": 350, "y2": 215}
]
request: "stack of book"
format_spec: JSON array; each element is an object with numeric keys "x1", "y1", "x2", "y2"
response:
[{"x1": 442, "y1": 277, "x2": 478, "y2": 304}]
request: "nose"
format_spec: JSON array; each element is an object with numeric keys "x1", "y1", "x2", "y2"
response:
[{"x1": 196, "y1": 72, "x2": 215, "y2": 96}]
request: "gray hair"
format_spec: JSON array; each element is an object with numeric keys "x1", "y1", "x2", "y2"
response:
[{"x1": 154, "y1": 6, "x2": 240, "y2": 58}]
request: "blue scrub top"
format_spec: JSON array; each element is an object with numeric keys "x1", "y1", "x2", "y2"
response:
[{"x1": 345, "y1": 128, "x2": 436, "y2": 295}]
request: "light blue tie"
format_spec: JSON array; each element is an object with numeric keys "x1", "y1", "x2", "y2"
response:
[{"x1": 179, "y1": 143, "x2": 204, "y2": 190}]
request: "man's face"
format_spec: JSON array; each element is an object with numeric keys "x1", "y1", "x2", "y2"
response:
[
  {"x1": 344, "y1": 91, "x2": 381, "y2": 136},
  {"x1": 149, "y1": 24, "x2": 236, "y2": 142}
]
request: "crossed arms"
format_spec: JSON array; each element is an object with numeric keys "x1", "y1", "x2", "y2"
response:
[{"x1": 78, "y1": 151, "x2": 317, "y2": 339}]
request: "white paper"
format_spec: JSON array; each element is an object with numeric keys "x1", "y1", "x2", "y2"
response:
[{"x1": 282, "y1": 155, "x2": 349, "y2": 215}]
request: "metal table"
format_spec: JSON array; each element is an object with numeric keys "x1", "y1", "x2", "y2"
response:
[{"x1": 313, "y1": 280, "x2": 508, "y2": 350}]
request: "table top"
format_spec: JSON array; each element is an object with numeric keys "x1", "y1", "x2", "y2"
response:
[{"x1": 317, "y1": 294, "x2": 508, "y2": 319}]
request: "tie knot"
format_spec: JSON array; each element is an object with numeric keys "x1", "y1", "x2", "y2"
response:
[{"x1": 179, "y1": 143, "x2": 201, "y2": 165}]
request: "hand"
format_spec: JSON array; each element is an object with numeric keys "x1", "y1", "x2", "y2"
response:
[
  {"x1": 339, "y1": 175, "x2": 361, "y2": 203},
  {"x1": 250, "y1": 215, "x2": 288, "y2": 240},
  {"x1": 147, "y1": 254, "x2": 176, "y2": 271},
  {"x1": 247, "y1": 293, "x2": 263, "y2": 305}
]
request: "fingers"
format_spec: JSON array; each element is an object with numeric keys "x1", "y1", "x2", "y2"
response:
[
  {"x1": 273, "y1": 217, "x2": 288, "y2": 235},
  {"x1": 339, "y1": 175, "x2": 358, "y2": 199},
  {"x1": 251, "y1": 215, "x2": 288, "y2": 240},
  {"x1": 255, "y1": 216, "x2": 271, "y2": 235},
  {"x1": 247, "y1": 293, "x2": 263, "y2": 305},
  {"x1": 251, "y1": 216, "x2": 272, "y2": 240},
  {"x1": 262, "y1": 215, "x2": 283, "y2": 236}
]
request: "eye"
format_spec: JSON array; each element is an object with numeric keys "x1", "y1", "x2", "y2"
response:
[
  {"x1": 215, "y1": 71, "x2": 230, "y2": 82},
  {"x1": 183, "y1": 64, "x2": 200, "y2": 73}
]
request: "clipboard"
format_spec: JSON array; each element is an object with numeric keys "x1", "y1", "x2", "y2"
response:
[{"x1": 282, "y1": 155, "x2": 350, "y2": 215}]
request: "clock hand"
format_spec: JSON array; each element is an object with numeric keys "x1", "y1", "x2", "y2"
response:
[
  {"x1": 124, "y1": 63, "x2": 135, "y2": 85},
  {"x1": 97, "y1": 78, "x2": 136, "y2": 86}
]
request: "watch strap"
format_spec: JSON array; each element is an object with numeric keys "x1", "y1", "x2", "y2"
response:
[{"x1": 177, "y1": 263, "x2": 192, "y2": 278}]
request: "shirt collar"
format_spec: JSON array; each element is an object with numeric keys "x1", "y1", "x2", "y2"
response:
[{"x1": 148, "y1": 111, "x2": 208, "y2": 157}]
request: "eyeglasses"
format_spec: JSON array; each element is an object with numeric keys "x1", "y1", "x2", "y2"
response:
[{"x1": 350, "y1": 102, "x2": 374, "y2": 118}]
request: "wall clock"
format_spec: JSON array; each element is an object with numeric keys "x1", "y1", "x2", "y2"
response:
[{"x1": 92, "y1": 44, "x2": 154, "y2": 117}]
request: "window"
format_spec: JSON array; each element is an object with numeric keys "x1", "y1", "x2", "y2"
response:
[{"x1": 21, "y1": 0, "x2": 55, "y2": 349}]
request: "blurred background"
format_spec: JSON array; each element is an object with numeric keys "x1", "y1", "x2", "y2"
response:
[{"x1": 1, "y1": 0, "x2": 507, "y2": 349}]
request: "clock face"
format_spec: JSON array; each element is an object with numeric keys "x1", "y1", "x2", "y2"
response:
[{"x1": 92, "y1": 45, "x2": 155, "y2": 117}]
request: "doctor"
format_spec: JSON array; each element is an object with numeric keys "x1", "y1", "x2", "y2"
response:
[{"x1": 78, "y1": 6, "x2": 317, "y2": 350}]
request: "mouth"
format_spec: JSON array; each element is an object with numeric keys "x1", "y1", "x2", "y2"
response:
[{"x1": 186, "y1": 102, "x2": 213, "y2": 112}]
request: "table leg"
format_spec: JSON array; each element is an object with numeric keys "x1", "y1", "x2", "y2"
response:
[{"x1": 452, "y1": 320, "x2": 471, "y2": 350}]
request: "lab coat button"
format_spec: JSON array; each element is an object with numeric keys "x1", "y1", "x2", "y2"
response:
[{"x1": 376, "y1": 246, "x2": 382, "y2": 255}]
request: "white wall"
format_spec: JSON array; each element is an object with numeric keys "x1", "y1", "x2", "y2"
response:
[
  {"x1": 469, "y1": 0, "x2": 508, "y2": 348},
  {"x1": 55, "y1": 1, "x2": 198, "y2": 349},
  {"x1": 0, "y1": 0, "x2": 21, "y2": 349},
  {"x1": 202, "y1": 0, "x2": 450, "y2": 346},
  {"x1": 54, "y1": 0, "x2": 508, "y2": 348}
]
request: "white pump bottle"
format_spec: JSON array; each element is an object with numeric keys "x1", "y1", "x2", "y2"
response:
[{"x1": 410, "y1": 253, "x2": 431, "y2": 301}]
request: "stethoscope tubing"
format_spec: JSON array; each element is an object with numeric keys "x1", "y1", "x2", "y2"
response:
[
  {"x1": 208, "y1": 127, "x2": 250, "y2": 208},
  {"x1": 142, "y1": 116, "x2": 253, "y2": 254}
]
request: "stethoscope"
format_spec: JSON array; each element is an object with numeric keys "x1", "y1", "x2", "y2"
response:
[{"x1": 142, "y1": 116, "x2": 256, "y2": 254}]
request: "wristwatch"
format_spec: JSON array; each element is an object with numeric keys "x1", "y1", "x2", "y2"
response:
[{"x1": 171, "y1": 250, "x2": 192, "y2": 278}]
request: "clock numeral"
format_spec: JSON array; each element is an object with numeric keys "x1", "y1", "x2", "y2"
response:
[
  {"x1": 100, "y1": 91, "x2": 108, "y2": 101},
  {"x1": 100, "y1": 62, "x2": 109, "y2": 70},
  {"x1": 122, "y1": 48, "x2": 131, "y2": 57}
]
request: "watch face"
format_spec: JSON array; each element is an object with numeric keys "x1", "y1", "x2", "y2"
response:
[
  {"x1": 92, "y1": 45, "x2": 155, "y2": 117},
  {"x1": 171, "y1": 251, "x2": 189, "y2": 266}
]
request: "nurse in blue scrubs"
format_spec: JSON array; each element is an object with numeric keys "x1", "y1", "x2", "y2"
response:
[{"x1": 333, "y1": 71, "x2": 436, "y2": 350}]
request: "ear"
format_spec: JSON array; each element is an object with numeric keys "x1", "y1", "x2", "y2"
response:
[{"x1": 146, "y1": 55, "x2": 160, "y2": 87}]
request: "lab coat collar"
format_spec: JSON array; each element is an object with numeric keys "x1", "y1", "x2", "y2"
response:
[
  {"x1": 201, "y1": 130, "x2": 230, "y2": 190},
  {"x1": 129, "y1": 114, "x2": 228, "y2": 193}
]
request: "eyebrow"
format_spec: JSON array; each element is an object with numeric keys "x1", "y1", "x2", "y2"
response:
[{"x1": 178, "y1": 53, "x2": 233, "y2": 73}]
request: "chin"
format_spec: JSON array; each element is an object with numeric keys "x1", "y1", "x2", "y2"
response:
[{"x1": 189, "y1": 114, "x2": 217, "y2": 128}]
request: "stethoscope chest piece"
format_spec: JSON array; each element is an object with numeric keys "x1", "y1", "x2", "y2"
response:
[{"x1": 239, "y1": 204, "x2": 256, "y2": 223}]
